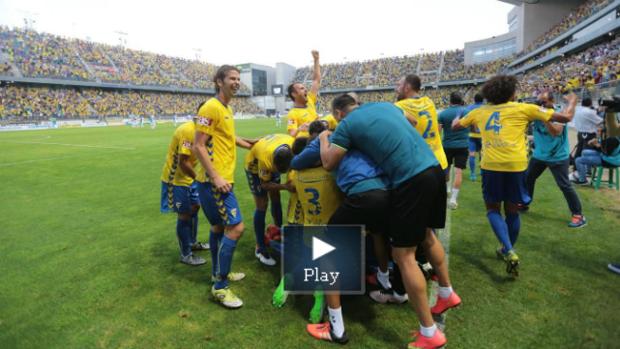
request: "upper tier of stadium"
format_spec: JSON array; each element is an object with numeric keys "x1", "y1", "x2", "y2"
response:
[{"x1": 0, "y1": 0, "x2": 618, "y2": 121}]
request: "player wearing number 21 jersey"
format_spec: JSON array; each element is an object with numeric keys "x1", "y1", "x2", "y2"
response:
[{"x1": 395, "y1": 74, "x2": 448, "y2": 170}]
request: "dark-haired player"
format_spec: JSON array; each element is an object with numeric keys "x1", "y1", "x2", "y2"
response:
[
  {"x1": 192, "y1": 65, "x2": 254, "y2": 308},
  {"x1": 244, "y1": 134, "x2": 295, "y2": 266},
  {"x1": 287, "y1": 51, "x2": 320, "y2": 138},
  {"x1": 453, "y1": 75, "x2": 577, "y2": 276}
]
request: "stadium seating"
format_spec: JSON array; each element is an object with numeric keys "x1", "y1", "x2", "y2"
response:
[{"x1": 0, "y1": 85, "x2": 261, "y2": 121}]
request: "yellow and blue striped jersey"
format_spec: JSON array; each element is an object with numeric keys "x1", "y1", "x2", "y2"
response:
[
  {"x1": 195, "y1": 97, "x2": 236, "y2": 183},
  {"x1": 395, "y1": 96, "x2": 448, "y2": 169},
  {"x1": 294, "y1": 167, "x2": 342, "y2": 225},
  {"x1": 160, "y1": 121, "x2": 197, "y2": 187},
  {"x1": 244, "y1": 134, "x2": 295, "y2": 181},
  {"x1": 287, "y1": 91, "x2": 319, "y2": 138}
]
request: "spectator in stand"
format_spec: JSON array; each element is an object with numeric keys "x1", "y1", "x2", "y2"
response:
[{"x1": 572, "y1": 97, "x2": 604, "y2": 170}]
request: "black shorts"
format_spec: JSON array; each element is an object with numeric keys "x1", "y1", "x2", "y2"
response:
[
  {"x1": 328, "y1": 189, "x2": 389, "y2": 234},
  {"x1": 387, "y1": 166, "x2": 447, "y2": 248},
  {"x1": 444, "y1": 147, "x2": 468, "y2": 169}
]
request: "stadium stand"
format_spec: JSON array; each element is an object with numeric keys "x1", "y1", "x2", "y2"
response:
[{"x1": 1, "y1": 0, "x2": 618, "y2": 121}]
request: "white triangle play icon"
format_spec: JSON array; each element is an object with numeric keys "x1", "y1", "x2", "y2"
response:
[{"x1": 312, "y1": 236, "x2": 336, "y2": 261}]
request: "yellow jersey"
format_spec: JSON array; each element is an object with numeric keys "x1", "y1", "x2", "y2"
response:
[
  {"x1": 286, "y1": 170, "x2": 304, "y2": 224},
  {"x1": 395, "y1": 97, "x2": 448, "y2": 169},
  {"x1": 287, "y1": 91, "x2": 318, "y2": 138},
  {"x1": 295, "y1": 167, "x2": 343, "y2": 225},
  {"x1": 244, "y1": 134, "x2": 295, "y2": 181},
  {"x1": 160, "y1": 121, "x2": 197, "y2": 187},
  {"x1": 195, "y1": 97, "x2": 236, "y2": 183},
  {"x1": 321, "y1": 114, "x2": 339, "y2": 130},
  {"x1": 459, "y1": 102, "x2": 554, "y2": 172}
]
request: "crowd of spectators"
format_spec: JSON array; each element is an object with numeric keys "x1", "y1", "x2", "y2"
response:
[
  {"x1": 0, "y1": 26, "x2": 249, "y2": 92},
  {"x1": 519, "y1": 0, "x2": 614, "y2": 58},
  {"x1": 294, "y1": 49, "x2": 508, "y2": 90},
  {"x1": 518, "y1": 34, "x2": 619, "y2": 99},
  {"x1": 0, "y1": 85, "x2": 261, "y2": 121}
]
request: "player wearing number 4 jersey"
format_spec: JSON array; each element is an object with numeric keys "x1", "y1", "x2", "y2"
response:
[{"x1": 453, "y1": 75, "x2": 577, "y2": 277}]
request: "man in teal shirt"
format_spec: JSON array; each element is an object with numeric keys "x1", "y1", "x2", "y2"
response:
[
  {"x1": 438, "y1": 92, "x2": 469, "y2": 209},
  {"x1": 525, "y1": 92, "x2": 585, "y2": 228}
]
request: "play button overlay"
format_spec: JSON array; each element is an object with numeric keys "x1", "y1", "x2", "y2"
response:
[
  {"x1": 282, "y1": 225, "x2": 364, "y2": 295},
  {"x1": 312, "y1": 236, "x2": 335, "y2": 261}
]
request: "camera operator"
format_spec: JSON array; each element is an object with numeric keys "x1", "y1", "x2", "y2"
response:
[
  {"x1": 570, "y1": 109, "x2": 620, "y2": 185},
  {"x1": 572, "y1": 98, "x2": 603, "y2": 170}
]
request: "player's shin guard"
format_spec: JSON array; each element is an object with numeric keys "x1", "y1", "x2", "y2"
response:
[
  {"x1": 505, "y1": 212, "x2": 521, "y2": 247},
  {"x1": 487, "y1": 210, "x2": 513, "y2": 251},
  {"x1": 469, "y1": 156, "x2": 476, "y2": 175},
  {"x1": 209, "y1": 230, "x2": 222, "y2": 277},
  {"x1": 215, "y1": 236, "x2": 237, "y2": 290},
  {"x1": 271, "y1": 200, "x2": 283, "y2": 227},
  {"x1": 190, "y1": 210, "x2": 199, "y2": 244},
  {"x1": 254, "y1": 209, "x2": 267, "y2": 253},
  {"x1": 176, "y1": 218, "x2": 193, "y2": 257}
]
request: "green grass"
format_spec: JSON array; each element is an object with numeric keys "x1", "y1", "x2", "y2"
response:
[{"x1": 0, "y1": 119, "x2": 619, "y2": 349}]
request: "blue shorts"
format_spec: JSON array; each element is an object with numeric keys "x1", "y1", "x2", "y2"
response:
[
  {"x1": 161, "y1": 181, "x2": 199, "y2": 213},
  {"x1": 196, "y1": 181, "x2": 243, "y2": 226},
  {"x1": 481, "y1": 170, "x2": 530, "y2": 204},
  {"x1": 468, "y1": 138, "x2": 482, "y2": 153},
  {"x1": 245, "y1": 170, "x2": 281, "y2": 197}
]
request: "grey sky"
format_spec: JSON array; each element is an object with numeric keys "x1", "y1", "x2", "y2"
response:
[{"x1": 0, "y1": 0, "x2": 514, "y2": 67}]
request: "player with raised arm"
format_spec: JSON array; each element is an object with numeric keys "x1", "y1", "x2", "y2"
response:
[{"x1": 287, "y1": 51, "x2": 321, "y2": 138}]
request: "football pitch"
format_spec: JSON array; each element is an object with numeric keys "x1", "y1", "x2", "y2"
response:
[{"x1": 0, "y1": 119, "x2": 619, "y2": 349}]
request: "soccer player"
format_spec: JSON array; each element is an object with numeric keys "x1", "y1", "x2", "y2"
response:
[
  {"x1": 453, "y1": 75, "x2": 577, "y2": 276},
  {"x1": 287, "y1": 50, "x2": 321, "y2": 138},
  {"x1": 395, "y1": 74, "x2": 448, "y2": 170},
  {"x1": 319, "y1": 95, "x2": 459, "y2": 349},
  {"x1": 438, "y1": 92, "x2": 469, "y2": 209},
  {"x1": 463, "y1": 93, "x2": 484, "y2": 181},
  {"x1": 192, "y1": 65, "x2": 254, "y2": 309},
  {"x1": 244, "y1": 133, "x2": 295, "y2": 266},
  {"x1": 524, "y1": 91, "x2": 585, "y2": 228},
  {"x1": 150, "y1": 115, "x2": 157, "y2": 129},
  {"x1": 160, "y1": 118, "x2": 209, "y2": 265}
]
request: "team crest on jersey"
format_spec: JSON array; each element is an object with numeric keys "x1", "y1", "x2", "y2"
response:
[
  {"x1": 198, "y1": 117, "x2": 213, "y2": 126},
  {"x1": 182, "y1": 140, "x2": 192, "y2": 148},
  {"x1": 288, "y1": 119, "x2": 295, "y2": 125}
]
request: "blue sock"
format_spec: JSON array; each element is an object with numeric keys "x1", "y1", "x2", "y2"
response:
[
  {"x1": 486, "y1": 210, "x2": 513, "y2": 251},
  {"x1": 254, "y1": 209, "x2": 267, "y2": 253},
  {"x1": 271, "y1": 201, "x2": 283, "y2": 227},
  {"x1": 176, "y1": 218, "x2": 193, "y2": 257},
  {"x1": 215, "y1": 236, "x2": 238, "y2": 290},
  {"x1": 190, "y1": 211, "x2": 198, "y2": 245},
  {"x1": 505, "y1": 212, "x2": 521, "y2": 248},
  {"x1": 209, "y1": 230, "x2": 223, "y2": 277},
  {"x1": 469, "y1": 156, "x2": 476, "y2": 175}
]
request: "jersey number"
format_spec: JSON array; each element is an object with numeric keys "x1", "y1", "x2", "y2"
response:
[
  {"x1": 485, "y1": 112, "x2": 502, "y2": 135},
  {"x1": 419, "y1": 111, "x2": 435, "y2": 139},
  {"x1": 304, "y1": 188, "x2": 322, "y2": 216}
]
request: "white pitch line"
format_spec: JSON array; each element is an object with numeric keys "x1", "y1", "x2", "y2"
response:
[
  {"x1": 0, "y1": 156, "x2": 73, "y2": 167},
  {"x1": 0, "y1": 140, "x2": 135, "y2": 150}
]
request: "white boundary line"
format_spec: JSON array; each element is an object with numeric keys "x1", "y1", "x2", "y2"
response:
[
  {"x1": 0, "y1": 156, "x2": 73, "y2": 167},
  {"x1": 0, "y1": 140, "x2": 135, "y2": 150}
]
